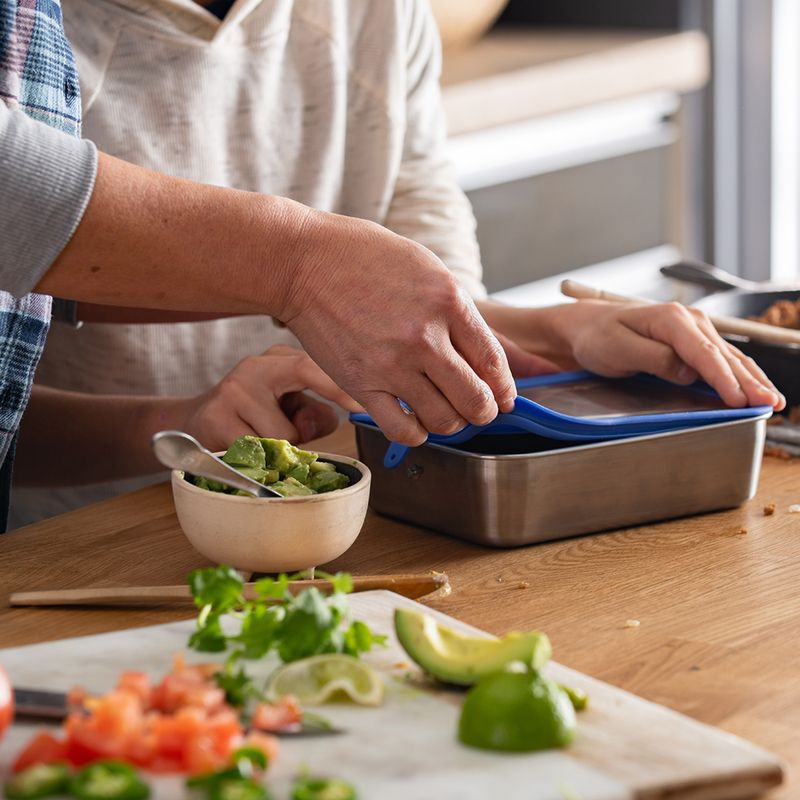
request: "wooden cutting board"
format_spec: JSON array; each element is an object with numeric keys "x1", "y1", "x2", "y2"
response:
[{"x1": 0, "y1": 591, "x2": 783, "y2": 799}]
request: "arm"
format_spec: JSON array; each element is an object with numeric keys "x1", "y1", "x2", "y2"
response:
[
  {"x1": 14, "y1": 346, "x2": 360, "y2": 487},
  {"x1": 0, "y1": 113, "x2": 517, "y2": 444}
]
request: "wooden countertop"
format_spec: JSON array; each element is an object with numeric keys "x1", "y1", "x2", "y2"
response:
[
  {"x1": 1, "y1": 425, "x2": 797, "y2": 797},
  {"x1": 441, "y1": 29, "x2": 709, "y2": 135}
]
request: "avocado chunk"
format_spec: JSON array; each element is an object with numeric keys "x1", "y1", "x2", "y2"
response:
[
  {"x1": 260, "y1": 437, "x2": 300, "y2": 476},
  {"x1": 308, "y1": 469, "x2": 350, "y2": 494},
  {"x1": 309, "y1": 460, "x2": 336, "y2": 474},
  {"x1": 270, "y1": 477, "x2": 316, "y2": 497},
  {"x1": 394, "y1": 608, "x2": 551, "y2": 686},
  {"x1": 286, "y1": 462, "x2": 311, "y2": 484},
  {"x1": 193, "y1": 476, "x2": 228, "y2": 493},
  {"x1": 222, "y1": 435, "x2": 266, "y2": 470},
  {"x1": 291, "y1": 444, "x2": 318, "y2": 466}
]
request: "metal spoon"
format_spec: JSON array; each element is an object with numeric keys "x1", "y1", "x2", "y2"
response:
[{"x1": 151, "y1": 430, "x2": 283, "y2": 498}]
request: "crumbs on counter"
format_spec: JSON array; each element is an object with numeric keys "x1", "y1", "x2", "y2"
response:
[
  {"x1": 763, "y1": 502, "x2": 776, "y2": 516},
  {"x1": 764, "y1": 444, "x2": 793, "y2": 460},
  {"x1": 736, "y1": 526, "x2": 748, "y2": 535},
  {"x1": 623, "y1": 619, "x2": 641, "y2": 629},
  {"x1": 789, "y1": 504, "x2": 800, "y2": 514},
  {"x1": 516, "y1": 581, "x2": 531, "y2": 590},
  {"x1": 496, "y1": 576, "x2": 503, "y2": 583}
]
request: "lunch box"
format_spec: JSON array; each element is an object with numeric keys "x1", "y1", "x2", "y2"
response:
[{"x1": 352, "y1": 372, "x2": 771, "y2": 547}]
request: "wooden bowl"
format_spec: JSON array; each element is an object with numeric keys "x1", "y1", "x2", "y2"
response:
[
  {"x1": 429, "y1": 0, "x2": 509, "y2": 50},
  {"x1": 171, "y1": 453, "x2": 370, "y2": 573}
]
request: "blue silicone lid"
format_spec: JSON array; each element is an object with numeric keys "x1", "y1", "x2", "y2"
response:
[{"x1": 349, "y1": 370, "x2": 772, "y2": 469}]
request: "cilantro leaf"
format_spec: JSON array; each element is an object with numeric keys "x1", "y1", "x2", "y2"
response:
[
  {"x1": 188, "y1": 565, "x2": 244, "y2": 611},
  {"x1": 188, "y1": 612, "x2": 228, "y2": 652},
  {"x1": 185, "y1": 566, "x2": 386, "y2": 702}
]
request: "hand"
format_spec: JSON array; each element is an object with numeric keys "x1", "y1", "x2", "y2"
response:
[
  {"x1": 558, "y1": 300, "x2": 785, "y2": 409},
  {"x1": 168, "y1": 345, "x2": 362, "y2": 452},
  {"x1": 282, "y1": 212, "x2": 517, "y2": 445},
  {"x1": 492, "y1": 329, "x2": 561, "y2": 378}
]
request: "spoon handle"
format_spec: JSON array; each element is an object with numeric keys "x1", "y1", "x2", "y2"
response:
[{"x1": 151, "y1": 430, "x2": 282, "y2": 497}]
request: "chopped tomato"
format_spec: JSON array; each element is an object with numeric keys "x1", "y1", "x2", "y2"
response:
[
  {"x1": 251, "y1": 696, "x2": 303, "y2": 732},
  {"x1": 10, "y1": 658, "x2": 262, "y2": 778},
  {"x1": 12, "y1": 732, "x2": 67, "y2": 773},
  {"x1": 0, "y1": 665, "x2": 12, "y2": 740}
]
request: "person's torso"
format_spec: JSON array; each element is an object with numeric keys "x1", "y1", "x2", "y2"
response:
[{"x1": 12, "y1": 0, "x2": 411, "y2": 525}]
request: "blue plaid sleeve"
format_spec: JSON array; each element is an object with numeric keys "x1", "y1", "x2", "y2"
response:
[{"x1": 0, "y1": 0, "x2": 89, "y2": 467}]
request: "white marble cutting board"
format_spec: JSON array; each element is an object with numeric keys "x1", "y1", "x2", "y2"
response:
[{"x1": 0, "y1": 591, "x2": 783, "y2": 799}]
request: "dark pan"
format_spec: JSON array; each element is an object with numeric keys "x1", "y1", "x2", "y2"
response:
[{"x1": 661, "y1": 260, "x2": 800, "y2": 406}]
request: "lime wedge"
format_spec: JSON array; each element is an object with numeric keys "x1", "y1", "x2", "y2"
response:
[
  {"x1": 266, "y1": 654, "x2": 384, "y2": 706},
  {"x1": 459, "y1": 666, "x2": 576, "y2": 752}
]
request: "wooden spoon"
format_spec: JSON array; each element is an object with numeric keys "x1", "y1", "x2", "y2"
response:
[{"x1": 9, "y1": 572, "x2": 451, "y2": 608}]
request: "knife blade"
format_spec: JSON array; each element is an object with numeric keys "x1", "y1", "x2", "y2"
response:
[{"x1": 13, "y1": 687, "x2": 343, "y2": 737}]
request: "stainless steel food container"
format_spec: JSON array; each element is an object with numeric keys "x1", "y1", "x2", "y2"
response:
[{"x1": 353, "y1": 413, "x2": 769, "y2": 547}]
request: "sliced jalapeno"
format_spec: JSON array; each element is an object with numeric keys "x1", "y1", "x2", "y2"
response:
[
  {"x1": 291, "y1": 776, "x2": 357, "y2": 800},
  {"x1": 70, "y1": 761, "x2": 149, "y2": 800},
  {"x1": 4, "y1": 763, "x2": 72, "y2": 799}
]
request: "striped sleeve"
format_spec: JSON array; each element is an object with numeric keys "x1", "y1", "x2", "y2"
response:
[{"x1": 0, "y1": 102, "x2": 97, "y2": 297}]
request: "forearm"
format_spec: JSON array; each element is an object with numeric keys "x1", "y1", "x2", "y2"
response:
[
  {"x1": 15, "y1": 386, "x2": 188, "y2": 487},
  {"x1": 477, "y1": 299, "x2": 580, "y2": 368},
  {"x1": 36, "y1": 151, "x2": 320, "y2": 320}
]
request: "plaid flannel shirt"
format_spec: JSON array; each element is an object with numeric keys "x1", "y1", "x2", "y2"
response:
[{"x1": 0, "y1": 0, "x2": 82, "y2": 467}]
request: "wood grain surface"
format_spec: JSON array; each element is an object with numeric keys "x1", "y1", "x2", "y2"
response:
[{"x1": 1, "y1": 424, "x2": 798, "y2": 797}]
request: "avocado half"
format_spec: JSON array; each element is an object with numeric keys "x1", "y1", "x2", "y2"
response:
[{"x1": 394, "y1": 608, "x2": 551, "y2": 686}]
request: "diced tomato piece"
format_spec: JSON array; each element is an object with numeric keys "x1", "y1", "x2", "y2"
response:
[
  {"x1": 150, "y1": 707, "x2": 204, "y2": 760},
  {"x1": 184, "y1": 734, "x2": 230, "y2": 776},
  {"x1": 203, "y1": 709, "x2": 244, "y2": 758},
  {"x1": 151, "y1": 672, "x2": 226, "y2": 714},
  {"x1": 67, "y1": 685, "x2": 89, "y2": 710},
  {"x1": 239, "y1": 731, "x2": 279, "y2": 767},
  {"x1": 251, "y1": 696, "x2": 303, "y2": 732},
  {"x1": 12, "y1": 731, "x2": 67, "y2": 773},
  {"x1": 117, "y1": 671, "x2": 152, "y2": 705}
]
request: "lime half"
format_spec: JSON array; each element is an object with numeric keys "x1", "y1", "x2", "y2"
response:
[
  {"x1": 458, "y1": 666, "x2": 576, "y2": 752},
  {"x1": 266, "y1": 654, "x2": 384, "y2": 706}
]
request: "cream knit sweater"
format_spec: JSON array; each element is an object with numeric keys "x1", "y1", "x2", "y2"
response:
[{"x1": 11, "y1": 0, "x2": 485, "y2": 526}]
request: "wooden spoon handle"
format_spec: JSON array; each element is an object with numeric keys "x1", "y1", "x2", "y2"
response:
[
  {"x1": 8, "y1": 572, "x2": 450, "y2": 608},
  {"x1": 561, "y1": 279, "x2": 800, "y2": 346}
]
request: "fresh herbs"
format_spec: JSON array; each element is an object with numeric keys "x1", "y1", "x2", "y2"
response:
[{"x1": 187, "y1": 566, "x2": 387, "y2": 706}]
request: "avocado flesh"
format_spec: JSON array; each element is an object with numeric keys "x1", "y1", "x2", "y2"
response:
[{"x1": 394, "y1": 608, "x2": 551, "y2": 686}]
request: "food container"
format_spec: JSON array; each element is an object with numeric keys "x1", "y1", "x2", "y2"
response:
[{"x1": 354, "y1": 414, "x2": 769, "y2": 547}]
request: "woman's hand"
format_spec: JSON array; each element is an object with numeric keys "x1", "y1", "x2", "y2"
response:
[
  {"x1": 169, "y1": 345, "x2": 362, "y2": 452},
  {"x1": 479, "y1": 299, "x2": 785, "y2": 410}
]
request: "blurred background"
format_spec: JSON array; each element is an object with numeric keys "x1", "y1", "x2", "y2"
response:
[{"x1": 430, "y1": 0, "x2": 797, "y2": 306}]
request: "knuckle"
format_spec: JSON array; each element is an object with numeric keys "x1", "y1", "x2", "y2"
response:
[
  {"x1": 698, "y1": 338, "x2": 720, "y2": 356},
  {"x1": 663, "y1": 301, "x2": 692, "y2": 322},
  {"x1": 460, "y1": 384, "x2": 494, "y2": 419},
  {"x1": 424, "y1": 410, "x2": 464, "y2": 436}
]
